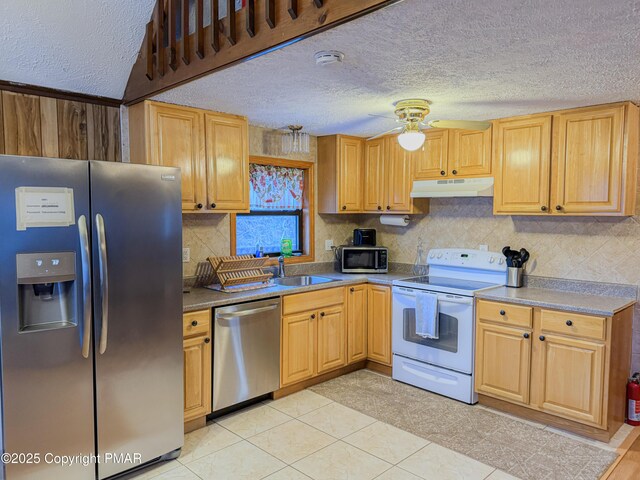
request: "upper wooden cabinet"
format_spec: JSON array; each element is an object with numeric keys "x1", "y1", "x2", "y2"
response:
[
  {"x1": 129, "y1": 100, "x2": 249, "y2": 213},
  {"x1": 363, "y1": 137, "x2": 415, "y2": 213},
  {"x1": 414, "y1": 127, "x2": 492, "y2": 180},
  {"x1": 494, "y1": 102, "x2": 639, "y2": 216},
  {"x1": 493, "y1": 114, "x2": 552, "y2": 214},
  {"x1": 204, "y1": 114, "x2": 249, "y2": 211},
  {"x1": 552, "y1": 104, "x2": 636, "y2": 215},
  {"x1": 318, "y1": 135, "x2": 363, "y2": 213}
]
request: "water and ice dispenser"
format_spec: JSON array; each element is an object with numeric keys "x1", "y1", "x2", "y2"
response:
[{"x1": 16, "y1": 252, "x2": 77, "y2": 332}]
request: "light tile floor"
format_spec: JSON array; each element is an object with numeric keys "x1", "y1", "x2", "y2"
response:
[{"x1": 131, "y1": 390, "x2": 523, "y2": 480}]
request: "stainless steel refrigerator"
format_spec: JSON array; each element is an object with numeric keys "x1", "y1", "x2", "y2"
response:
[{"x1": 0, "y1": 155, "x2": 184, "y2": 479}]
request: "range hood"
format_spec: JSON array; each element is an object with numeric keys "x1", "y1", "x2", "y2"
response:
[{"x1": 410, "y1": 177, "x2": 494, "y2": 198}]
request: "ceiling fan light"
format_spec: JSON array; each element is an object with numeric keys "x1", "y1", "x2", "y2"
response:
[{"x1": 397, "y1": 131, "x2": 425, "y2": 151}]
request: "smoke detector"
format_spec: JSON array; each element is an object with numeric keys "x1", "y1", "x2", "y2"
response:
[{"x1": 314, "y1": 50, "x2": 344, "y2": 66}]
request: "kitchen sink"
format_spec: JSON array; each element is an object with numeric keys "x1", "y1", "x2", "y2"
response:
[{"x1": 272, "y1": 275, "x2": 336, "y2": 287}]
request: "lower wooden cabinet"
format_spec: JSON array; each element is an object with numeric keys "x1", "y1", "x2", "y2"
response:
[
  {"x1": 281, "y1": 287, "x2": 346, "y2": 387},
  {"x1": 475, "y1": 299, "x2": 632, "y2": 440},
  {"x1": 367, "y1": 285, "x2": 392, "y2": 366},
  {"x1": 183, "y1": 310, "x2": 212, "y2": 423},
  {"x1": 475, "y1": 322, "x2": 531, "y2": 405},
  {"x1": 346, "y1": 285, "x2": 368, "y2": 363}
]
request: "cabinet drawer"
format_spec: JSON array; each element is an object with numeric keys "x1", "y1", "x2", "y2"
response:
[
  {"x1": 477, "y1": 300, "x2": 532, "y2": 328},
  {"x1": 183, "y1": 310, "x2": 211, "y2": 338},
  {"x1": 540, "y1": 310, "x2": 606, "y2": 341},
  {"x1": 283, "y1": 287, "x2": 345, "y2": 316}
]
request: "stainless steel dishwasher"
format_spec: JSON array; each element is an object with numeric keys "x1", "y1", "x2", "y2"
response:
[{"x1": 212, "y1": 298, "x2": 281, "y2": 412}]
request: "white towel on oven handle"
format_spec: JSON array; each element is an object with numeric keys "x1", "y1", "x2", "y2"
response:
[{"x1": 415, "y1": 291, "x2": 439, "y2": 339}]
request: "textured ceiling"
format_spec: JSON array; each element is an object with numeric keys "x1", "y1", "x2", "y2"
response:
[
  {"x1": 0, "y1": 0, "x2": 155, "y2": 99},
  {"x1": 156, "y1": 0, "x2": 640, "y2": 136}
]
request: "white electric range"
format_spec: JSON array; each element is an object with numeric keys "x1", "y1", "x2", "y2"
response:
[{"x1": 392, "y1": 248, "x2": 507, "y2": 404}]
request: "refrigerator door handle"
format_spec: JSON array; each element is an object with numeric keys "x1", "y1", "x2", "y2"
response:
[
  {"x1": 96, "y1": 213, "x2": 109, "y2": 355},
  {"x1": 78, "y1": 215, "x2": 92, "y2": 359}
]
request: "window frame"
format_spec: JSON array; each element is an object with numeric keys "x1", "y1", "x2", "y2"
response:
[{"x1": 230, "y1": 156, "x2": 315, "y2": 265}]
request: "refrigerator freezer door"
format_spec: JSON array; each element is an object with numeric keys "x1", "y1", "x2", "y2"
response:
[
  {"x1": 89, "y1": 162, "x2": 183, "y2": 479},
  {"x1": 0, "y1": 155, "x2": 95, "y2": 479}
]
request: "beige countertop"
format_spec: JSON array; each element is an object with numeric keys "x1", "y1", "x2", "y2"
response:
[
  {"x1": 476, "y1": 285, "x2": 636, "y2": 316},
  {"x1": 182, "y1": 272, "x2": 410, "y2": 312}
]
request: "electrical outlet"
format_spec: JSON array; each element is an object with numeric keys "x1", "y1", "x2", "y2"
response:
[
  {"x1": 479, "y1": 244, "x2": 488, "y2": 251},
  {"x1": 325, "y1": 239, "x2": 334, "y2": 251},
  {"x1": 182, "y1": 248, "x2": 190, "y2": 263}
]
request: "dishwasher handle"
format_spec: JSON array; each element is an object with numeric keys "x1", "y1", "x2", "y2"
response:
[{"x1": 216, "y1": 303, "x2": 279, "y2": 320}]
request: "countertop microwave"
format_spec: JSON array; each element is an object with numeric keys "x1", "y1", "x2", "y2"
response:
[{"x1": 339, "y1": 246, "x2": 388, "y2": 273}]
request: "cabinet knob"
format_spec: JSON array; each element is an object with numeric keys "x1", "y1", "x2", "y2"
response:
[
  {"x1": 566, "y1": 320, "x2": 573, "y2": 326},
  {"x1": 440, "y1": 170, "x2": 446, "y2": 176},
  {"x1": 350, "y1": 287, "x2": 355, "y2": 292},
  {"x1": 204, "y1": 337, "x2": 210, "y2": 344},
  {"x1": 386, "y1": 206, "x2": 391, "y2": 210},
  {"x1": 499, "y1": 310, "x2": 506, "y2": 316},
  {"x1": 210, "y1": 203, "x2": 216, "y2": 209},
  {"x1": 523, "y1": 333, "x2": 530, "y2": 339},
  {"x1": 320, "y1": 312, "x2": 325, "y2": 317},
  {"x1": 539, "y1": 335, "x2": 546, "y2": 341},
  {"x1": 377, "y1": 206, "x2": 382, "y2": 211},
  {"x1": 196, "y1": 203, "x2": 203, "y2": 209},
  {"x1": 310, "y1": 314, "x2": 316, "y2": 319},
  {"x1": 191, "y1": 320, "x2": 198, "y2": 327},
  {"x1": 452, "y1": 169, "x2": 458, "y2": 175},
  {"x1": 541, "y1": 206, "x2": 547, "y2": 211},
  {"x1": 342, "y1": 206, "x2": 347, "y2": 210},
  {"x1": 555, "y1": 205, "x2": 562, "y2": 211}
]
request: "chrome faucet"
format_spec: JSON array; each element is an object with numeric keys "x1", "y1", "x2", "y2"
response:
[{"x1": 277, "y1": 256, "x2": 286, "y2": 278}]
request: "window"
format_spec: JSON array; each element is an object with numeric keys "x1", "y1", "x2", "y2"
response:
[{"x1": 231, "y1": 157, "x2": 315, "y2": 263}]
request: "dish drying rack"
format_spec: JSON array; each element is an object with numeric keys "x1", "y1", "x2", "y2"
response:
[{"x1": 206, "y1": 255, "x2": 272, "y2": 292}]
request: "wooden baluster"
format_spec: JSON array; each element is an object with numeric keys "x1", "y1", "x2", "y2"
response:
[
  {"x1": 182, "y1": 0, "x2": 190, "y2": 64},
  {"x1": 196, "y1": 0, "x2": 204, "y2": 58},
  {"x1": 145, "y1": 21, "x2": 154, "y2": 80},
  {"x1": 313, "y1": 0, "x2": 323, "y2": 7},
  {"x1": 246, "y1": 0, "x2": 255, "y2": 37},
  {"x1": 227, "y1": 0, "x2": 237, "y2": 45},
  {"x1": 168, "y1": 0, "x2": 178, "y2": 71},
  {"x1": 211, "y1": 0, "x2": 220, "y2": 52},
  {"x1": 156, "y1": 0, "x2": 165, "y2": 76},
  {"x1": 265, "y1": 0, "x2": 275, "y2": 28},
  {"x1": 288, "y1": 0, "x2": 298, "y2": 19}
]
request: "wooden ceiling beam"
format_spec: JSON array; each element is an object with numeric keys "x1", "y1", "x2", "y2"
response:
[{"x1": 124, "y1": 0, "x2": 400, "y2": 105}]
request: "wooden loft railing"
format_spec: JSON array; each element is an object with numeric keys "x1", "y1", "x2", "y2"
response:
[{"x1": 123, "y1": 0, "x2": 399, "y2": 104}]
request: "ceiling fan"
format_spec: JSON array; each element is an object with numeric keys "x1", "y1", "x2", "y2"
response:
[{"x1": 368, "y1": 99, "x2": 491, "y2": 151}]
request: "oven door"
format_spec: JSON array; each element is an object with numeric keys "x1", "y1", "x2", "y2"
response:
[{"x1": 392, "y1": 286, "x2": 474, "y2": 374}]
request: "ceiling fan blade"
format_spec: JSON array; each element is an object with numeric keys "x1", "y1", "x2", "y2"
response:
[
  {"x1": 428, "y1": 120, "x2": 491, "y2": 131},
  {"x1": 367, "y1": 126, "x2": 404, "y2": 140},
  {"x1": 368, "y1": 113, "x2": 399, "y2": 121}
]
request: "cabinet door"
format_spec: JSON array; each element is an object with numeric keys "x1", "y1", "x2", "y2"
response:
[
  {"x1": 363, "y1": 138, "x2": 386, "y2": 212},
  {"x1": 414, "y1": 129, "x2": 448, "y2": 179},
  {"x1": 493, "y1": 115, "x2": 552, "y2": 214},
  {"x1": 552, "y1": 105, "x2": 625, "y2": 214},
  {"x1": 475, "y1": 323, "x2": 531, "y2": 405},
  {"x1": 281, "y1": 312, "x2": 315, "y2": 386},
  {"x1": 536, "y1": 334, "x2": 605, "y2": 426},
  {"x1": 346, "y1": 285, "x2": 367, "y2": 363},
  {"x1": 337, "y1": 136, "x2": 363, "y2": 212},
  {"x1": 183, "y1": 335, "x2": 212, "y2": 422},
  {"x1": 148, "y1": 103, "x2": 205, "y2": 211},
  {"x1": 386, "y1": 139, "x2": 413, "y2": 212},
  {"x1": 317, "y1": 305, "x2": 346, "y2": 374},
  {"x1": 449, "y1": 128, "x2": 492, "y2": 177},
  {"x1": 204, "y1": 114, "x2": 249, "y2": 211},
  {"x1": 367, "y1": 285, "x2": 391, "y2": 366}
]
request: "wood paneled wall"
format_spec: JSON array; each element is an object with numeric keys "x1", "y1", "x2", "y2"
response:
[{"x1": 0, "y1": 90, "x2": 121, "y2": 161}]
